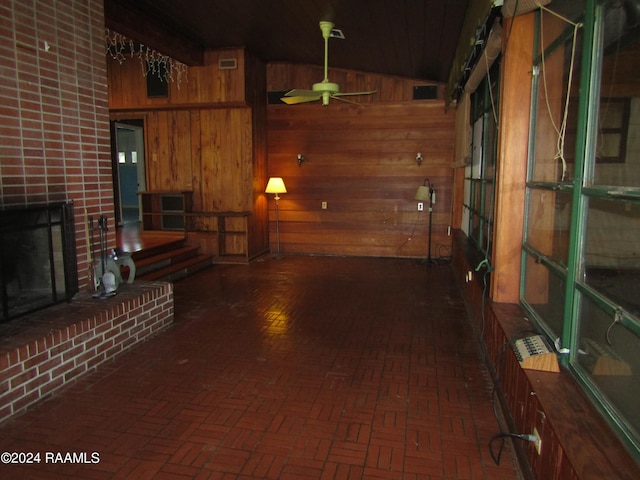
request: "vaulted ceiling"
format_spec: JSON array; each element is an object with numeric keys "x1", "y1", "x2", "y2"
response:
[{"x1": 104, "y1": 0, "x2": 471, "y2": 84}]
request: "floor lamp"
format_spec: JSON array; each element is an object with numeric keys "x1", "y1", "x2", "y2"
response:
[
  {"x1": 415, "y1": 179, "x2": 435, "y2": 264},
  {"x1": 265, "y1": 177, "x2": 287, "y2": 256}
]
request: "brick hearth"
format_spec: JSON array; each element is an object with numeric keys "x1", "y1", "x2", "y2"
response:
[{"x1": 0, "y1": 282, "x2": 173, "y2": 422}]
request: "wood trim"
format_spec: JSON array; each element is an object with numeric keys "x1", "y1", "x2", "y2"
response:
[
  {"x1": 490, "y1": 14, "x2": 535, "y2": 302},
  {"x1": 109, "y1": 102, "x2": 250, "y2": 113}
]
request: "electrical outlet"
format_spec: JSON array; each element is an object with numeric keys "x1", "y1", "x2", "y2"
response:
[
  {"x1": 321, "y1": 201, "x2": 327, "y2": 210},
  {"x1": 533, "y1": 427, "x2": 542, "y2": 454},
  {"x1": 417, "y1": 202, "x2": 424, "y2": 211}
]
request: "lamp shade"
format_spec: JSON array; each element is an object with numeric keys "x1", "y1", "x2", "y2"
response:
[
  {"x1": 414, "y1": 185, "x2": 430, "y2": 202},
  {"x1": 265, "y1": 177, "x2": 287, "y2": 194}
]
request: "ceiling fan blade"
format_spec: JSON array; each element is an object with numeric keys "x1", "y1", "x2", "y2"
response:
[
  {"x1": 280, "y1": 95, "x2": 321, "y2": 105},
  {"x1": 331, "y1": 95, "x2": 361, "y2": 105},
  {"x1": 283, "y1": 89, "x2": 318, "y2": 98},
  {"x1": 333, "y1": 89, "x2": 377, "y2": 97}
]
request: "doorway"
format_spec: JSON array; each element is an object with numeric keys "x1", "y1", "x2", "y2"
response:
[{"x1": 111, "y1": 121, "x2": 146, "y2": 226}]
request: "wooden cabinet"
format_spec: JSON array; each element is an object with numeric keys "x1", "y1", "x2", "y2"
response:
[{"x1": 139, "y1": 191, "x2": 192, "y2": 231}]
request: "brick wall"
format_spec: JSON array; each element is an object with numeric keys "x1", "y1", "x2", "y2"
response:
[
  {"x1": 0, "y1": 282, "x2": 174, "y2": 422},
  {"x1": 0, "y1": 0, "x2": 114, "y2": 291}
]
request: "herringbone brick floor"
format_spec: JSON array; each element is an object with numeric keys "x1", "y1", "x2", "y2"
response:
[{"x1": 0, "y1": 255, "x2": 519, "y2": 479}]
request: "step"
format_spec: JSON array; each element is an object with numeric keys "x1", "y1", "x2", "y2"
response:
[
  {"x1": 134, "y1": 245, "x2": 201, "y2": 276},
  {"x1": 137, "y1": 254, "x2": 213, "y2": 282},
  {"x1": 130, "y1": 238, "x2": 187, "y2": 261}
]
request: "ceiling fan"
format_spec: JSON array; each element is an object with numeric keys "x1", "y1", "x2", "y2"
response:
[{"x1": 281, "y1": 21, "x2": 377, "y2": 106}]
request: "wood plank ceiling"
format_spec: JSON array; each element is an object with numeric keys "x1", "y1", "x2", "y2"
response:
[{"x1": 104, "y1": 0, "x2": 471, "y2": 83}]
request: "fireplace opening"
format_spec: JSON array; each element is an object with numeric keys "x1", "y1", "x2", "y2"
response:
[{"x1": 0, "y1": 202, "x2": 78, "y2": 322}]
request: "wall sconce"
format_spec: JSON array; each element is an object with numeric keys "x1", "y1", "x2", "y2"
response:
[
  {"x1": 265, "y1": 177, "x2": 287, "y2": 256},
  {"x1": 297, "y1": 154, "x2": 305, "y2": 166},
  {"x1": 414, "y1": 178, "x2": 436, "y2": 264},
  {"x1": 416, "y1": 152, "x2": 423, "y2": 166}
]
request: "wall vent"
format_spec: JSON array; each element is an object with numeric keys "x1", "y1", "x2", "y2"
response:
[
  {"x1": 218, "y1": 58, "x2": 238, "y2": 70},
  {"x1": 413, "y1": 85, "x2": 438, "y2": 100}
]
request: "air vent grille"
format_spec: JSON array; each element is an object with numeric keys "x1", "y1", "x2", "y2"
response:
[
  {"x1": 413, "y1": 85, "x2": 438, "y2": 100},
  {"x1": 218, "y1": 58, "x2": 238, "y2": 70}
]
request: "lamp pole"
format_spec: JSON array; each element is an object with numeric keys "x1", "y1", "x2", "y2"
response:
[
  {"x1": 274, "y1": 192, "x2": 281, "y2": 255},
  {"x1": 265, "y1": 177, "x2": 287, "y2": 257},
  {"x1": 427, "y1": 185, "x2": 435, "y2": 264},
  {"x1": 415, "y1": 178, "x2": 436, "y2": 265}
]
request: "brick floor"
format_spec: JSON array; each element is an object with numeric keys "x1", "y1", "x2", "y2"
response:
[{"x1": 0, "y1": 255, "x2": 519, "y2": 479}]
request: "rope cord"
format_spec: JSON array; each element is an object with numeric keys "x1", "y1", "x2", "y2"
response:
[{"x1": 539, "y1": 7, "x2": 583, "y2": 182}]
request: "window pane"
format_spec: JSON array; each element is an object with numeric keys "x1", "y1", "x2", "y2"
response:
[
  {"x1": 583, "y1": 197, "x2": 640, "y2": 315},
  {"x1": 576, "y1": 294, "x2": 640, "y2": 443},
  {"x1": 484, "y1": 182, "x2": 494, "y2": 219},
  {"x1": 471, "y1": 213, "x2": 480, "y2": 243},
  {"x1": 484, "y1": 115, "x2": 497, "y2": 180},
  {"x1": 523, "y1": 252, "x2": 566, "y2": 337},
  {"x1": 538, "y1": 0, "x2": 585, "y2": 52},
  {"x1": 462, "y1": 165, "x2": 471, "y2": 236},
  {"x1": 592, "y1": 5, "x2": 640, "y2": 187},
  {"x1": 472, "y1": 117, "x2": 483, "y2": 178},
  {"x1": 472, "y1": 180, "x2": 481, "y2": 212},
  {"x1": 481, "y1": 220, "x2": 492, "y2": 255},
  {"x1": 531, "y1": 10, "x2": 584, "y2": 183},
  {"x1": 526, "y1": 188, "x2": 572, "y2": 266}
]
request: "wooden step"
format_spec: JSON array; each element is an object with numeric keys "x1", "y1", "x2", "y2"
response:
[
  {"x1": 117, "y1": 227, "x2": 212, "y2": 282},
  {"x1": 134, "y1": 245, "x2": 201, "y2": 276},
  {"x1": 129, "y1": 239, "x2": 187, "y2": 261},
  {"x1": 137, "y1": 254, "x2": 213, "y2": 282}
]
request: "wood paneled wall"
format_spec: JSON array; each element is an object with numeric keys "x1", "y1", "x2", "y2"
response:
[
  {"x1": 107, "y1": 52, "x2": 455, "y2": 260},
  {"x1": 108, "y1": 48, "x2": 250, "y2": 107},
  {"x1": 266, "y1": 64, "x2": 455, "y2": 258},
  {"x1": 107, "y1": 48, "x2": 269, "y2": 260}
]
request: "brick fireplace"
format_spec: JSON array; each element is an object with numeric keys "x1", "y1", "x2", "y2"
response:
[
  {"x1": 0, "y1": 0, "x2": 115, "y2": 292},
  {"x1": 0, "y1": 1, "x2": 176, "y2": 423},
  {"x1": 0, "y1": 202, "x2": 78, "y2": 322}
]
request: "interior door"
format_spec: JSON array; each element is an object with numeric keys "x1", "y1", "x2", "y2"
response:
[{"x1": 112, "y1": 122, "x2": 146, "y2": 225}]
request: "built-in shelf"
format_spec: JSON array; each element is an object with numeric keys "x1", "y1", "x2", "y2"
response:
[
  {"x1": 138, "y1": 191, "x2": 251, "y2": 262},
  {"x1": 186, "y1": 211, "x2": 251, "y2": 262},
  {"x1": 138, "y1": 191, "x2": 192, "y2": 232}
]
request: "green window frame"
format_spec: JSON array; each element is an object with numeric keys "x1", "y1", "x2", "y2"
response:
[
  {"x1": 521, "y1": 0, "x2": 640, "y2": 460},
  {"x1": 463, "y1": 58, "x2": 501, "y2": 262}
]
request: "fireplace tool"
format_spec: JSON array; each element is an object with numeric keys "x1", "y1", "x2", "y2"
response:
[{"x1": 91, "y1": 215, "x2": 118, "y2": 299}]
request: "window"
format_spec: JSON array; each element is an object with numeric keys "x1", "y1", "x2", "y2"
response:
[
  {"x1": 146, "y1": 61, "x2": 169, "y2": 98},
  {"x1": 522, "y1": 0, "x2": 640, "y2": 459},
  {"x1": 463, "y1": 58, "x2": 501, "y2": 262}
]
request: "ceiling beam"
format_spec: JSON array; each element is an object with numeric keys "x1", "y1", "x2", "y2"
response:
[{"x1": 104, "y1": 0, "x2": 204, "y2": 66}]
